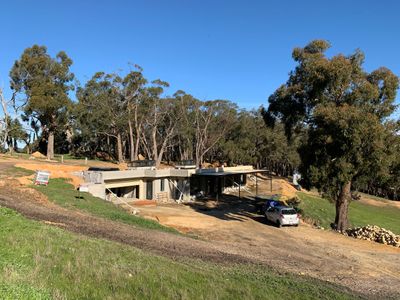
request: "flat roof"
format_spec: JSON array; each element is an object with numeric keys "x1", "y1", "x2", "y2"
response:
[{"x1": 193, "y1": 170, "x2": 268, "y2": 177}]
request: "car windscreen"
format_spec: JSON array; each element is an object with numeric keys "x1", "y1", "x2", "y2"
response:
[{"x1": 281, "y1": 209, "x2": 297, "y2": 215}]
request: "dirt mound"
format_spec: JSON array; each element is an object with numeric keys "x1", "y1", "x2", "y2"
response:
[
  {"x1": 276, "y1": 179, "x2": 298, "y2": 199},
  {"x1": 0, "y1": 178, "x2": 48, "y2": 204},
  {"x1": 31, "y1": 151, "x2": 46, "y2": 159},
  {"x1": 15, "y1": 163, "x2": 87, "y2": 187},
  {"x1": 17, "y1": 175, "x2": 34, "y2": 185}
]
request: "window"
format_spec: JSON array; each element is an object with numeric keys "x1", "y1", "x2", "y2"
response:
[{"x1": 160, "y1": 178, "x2": 165, "y2": 192}]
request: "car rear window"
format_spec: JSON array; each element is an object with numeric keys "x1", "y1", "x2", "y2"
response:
[{"x1": 282, "y1": 209, "x2": 297, "y2": 215}]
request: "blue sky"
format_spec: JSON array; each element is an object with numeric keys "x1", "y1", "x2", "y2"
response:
[{"x1": 1, "y1": 0, "x2": 399, "y2": 112}]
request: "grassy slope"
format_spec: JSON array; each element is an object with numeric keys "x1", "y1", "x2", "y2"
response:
[
  {"x1": 32, "y1": 178, "x2": 178, "y2": 234},
  {"x1": 0, "y1": 166, "x2": 35, "y2": 178},
  {"x1": 0, "y1": 206, "x2": 360, "y2": 300},
  {"x1": 298, "y1": 192, "x2": 400, "y2": 234}
]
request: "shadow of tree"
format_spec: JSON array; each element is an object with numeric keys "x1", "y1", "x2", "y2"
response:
[{"x1": 185, "y1": 194, "x2": 276, "y2": 227}]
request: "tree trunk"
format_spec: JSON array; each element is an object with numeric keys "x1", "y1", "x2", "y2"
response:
[
  {"x1": 0, "y1": 89, "x2": 9, "y2": 149},
  {"x1": 335, "y1": 180, "x2": 351, "y2": 231},
  {"x1": 47, "y1": 130, "x2": 55, "y2": 160},
  {"x1": 116, "y1": 133, "x2": 124, "y2": 163},
  {"x1": 128, "y1": 119, "x2": 135, "y2": 162}
]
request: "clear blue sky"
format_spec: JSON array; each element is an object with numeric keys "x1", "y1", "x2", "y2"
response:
[{"x1": 1, "y1": 0, "x2": 399, "y2": 112}]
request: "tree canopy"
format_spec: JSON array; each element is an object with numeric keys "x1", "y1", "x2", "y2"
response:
[
  {"x1": 10, "y1": 45, "x2": 74, "y2": 159},
  {"x1": 264, "y1": 40, "x2": 399, "y2": 230}
]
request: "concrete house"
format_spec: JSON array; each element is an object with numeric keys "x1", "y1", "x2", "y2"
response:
[{"x1": 82, "y1": 160, "x2": 264, "y2": 203}]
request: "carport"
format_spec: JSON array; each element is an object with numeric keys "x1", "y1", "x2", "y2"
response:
[{"x1": 191, "y1": 169, "x2": 271, "y2": 199}]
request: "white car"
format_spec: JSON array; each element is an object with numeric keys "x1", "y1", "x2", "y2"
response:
[{"x1": 265, "y1": 206, "x2": 299, "y2": 227}]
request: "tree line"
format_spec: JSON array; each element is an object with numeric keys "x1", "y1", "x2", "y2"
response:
[
  {"x1": 1, "y1": 42, "x2": 399, "y2": 231},
  {"x1": 0, "y1": 45, "x2": 299, "y2": 176}
]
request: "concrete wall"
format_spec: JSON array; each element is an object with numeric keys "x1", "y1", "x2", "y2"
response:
[{"x1": 87, "y1": 183, "x2": 106, "y2": 199}]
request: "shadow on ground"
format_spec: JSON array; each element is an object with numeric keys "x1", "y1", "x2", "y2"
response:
[{"x1": 185, "y1": 194, "x2": 277, "y2": 227}]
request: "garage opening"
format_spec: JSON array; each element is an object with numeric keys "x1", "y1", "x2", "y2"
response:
[{"x1": 108, "y1": 185, "x2": 140, "y2": 199}]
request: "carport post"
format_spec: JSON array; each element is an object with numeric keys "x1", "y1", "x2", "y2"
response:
[
  {"x1": 238, "y1": 182, "x2": 241, "y2": 199},
  {"x1": 270, "y1": 174, "x2": 273, "y2": 192},
  {"x1": 256, "y1": 174, "x2": 258, "y2": 196}
]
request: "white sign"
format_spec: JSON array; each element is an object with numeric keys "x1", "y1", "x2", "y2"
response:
[
  {"x1": 79, "y1": 185, "x2": 89, "y2": 193},
  {"x1": 35, "y1": 171, "x2": 50, "y2": 185}
]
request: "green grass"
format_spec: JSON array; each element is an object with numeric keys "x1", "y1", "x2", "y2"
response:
[
  {"x1": 32, "y1": 178, "x2": 179, "y2": 234},
  {"x1": 297, "y1": 192, "x2": 400, "y2": 234},
  {"x1": 0, "y1": 206, "x2": 361, "y2": 299},
  {"x1": 0, "y1": 166, "x2": 35, "y2": 178}
]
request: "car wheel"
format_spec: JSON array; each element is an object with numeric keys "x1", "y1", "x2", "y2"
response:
[{"x1": 276, "y1": 220, "x2": 281, "y2": 228}]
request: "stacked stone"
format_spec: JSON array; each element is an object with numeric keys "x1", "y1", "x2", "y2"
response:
[{"x1": 344, "y1": 225, "x2": 400, "y2": 247}]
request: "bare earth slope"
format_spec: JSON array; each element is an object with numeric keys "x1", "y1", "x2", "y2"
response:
[
  {"x1": 0, "y1": 182, "x2": 399, "y2": 298},
  {"x1": 0, "y1": 157, "x2": 399, "y2": 298}
]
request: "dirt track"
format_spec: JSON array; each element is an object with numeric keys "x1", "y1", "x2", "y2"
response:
[
  {"x1": 0, "y1": 158, "x2": 399, "y2": 298},
  {"x1": 0, "y1": 184, "x2": 250, "y2": 265},
  {"x1": 0, "y1": 184, "x2": 399, "y2": 299}
]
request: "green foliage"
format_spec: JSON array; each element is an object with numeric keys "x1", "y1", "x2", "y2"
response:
[
  {"x1": 10, "y1": 46, "x2": 74, "y2": 121},
  {"x1": 0, "y1": 206, "x2": 360, "y2": 299},
  {"x1": 301, "y1": 103, "x2": 388, "y2": 201},
  {"x1": 266, "y1": 39, "x2": 399, "y2": 229},
  {"x1": 4, "y1": 118, "x2": 28, "y2": 151},
  {"x1": 219, "y1": 110, "x2": 300, "y2": 174},
  {"x1": 298, "y1": 192, "x2": 400, "y2": 234},
  {"x1": 10, "y1": 45, "x2": 74, "y2": 157},
  {"x1": 32, "y1": 178, "x2": 179, "y2": 234}
]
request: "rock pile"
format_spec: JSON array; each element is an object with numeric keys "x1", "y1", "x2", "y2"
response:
[{"x1": 344, "y1": 225, "x2": 400, "y2": 247}]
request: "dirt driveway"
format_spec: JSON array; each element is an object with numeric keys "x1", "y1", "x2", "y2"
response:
[
  {"x1": 137, "y1": 198, "x2": 400, "y2": 298},
  {"x1": 0, "y1": 157, "x2": 399, "y2": 298}
]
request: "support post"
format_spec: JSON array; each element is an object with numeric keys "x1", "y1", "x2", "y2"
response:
[
  {"x1": 270, "y1": 174, "x2": 273, "y2": 192},
  {"x1": 256, "y1": 174, "x2": 258, "y2": 196}
]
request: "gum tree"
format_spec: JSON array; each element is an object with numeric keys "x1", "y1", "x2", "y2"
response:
[
  {"x1": 10, "y1": 45, "x2": 74, "y2": 159},
  {"x1": 264, "y1": 40, "x2": 399, "y2": 231}
]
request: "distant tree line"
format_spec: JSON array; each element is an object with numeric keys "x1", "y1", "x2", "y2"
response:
[
  {"x1": 0, "y1": 45, "x2": 299, "y2": 176},
  {"x1": 0, "y1": 42, "x2": 399, "y2": 214}
]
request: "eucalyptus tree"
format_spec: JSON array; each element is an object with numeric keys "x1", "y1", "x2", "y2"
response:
[
  {"x1": 6, "y1": 118, "x2": 27, "y2": 153},
  {"x1": 76, "y1": 72, "x2": 127, "y2": 162},
  {"x1": 193, "y1": 100, "x2": 237, "y2": 167},
  {"x1": 140, "y1": 80, "x2": 181, "y2": 167},
  {"x1": 10, "y1": 45, "x2": 74, "y2": 159},
  {"x1": 264, "y1": 40, "x2": 399, "y2": 231},
  {"x1": 173, "y1": 90, "x2": 198, "y2": 161},
  {"x1": 0, "y1": 88, "x2": 10, "y2": 149},
  {"x1": 122, "y1": 65, "x2": 147, "y2": 161}
]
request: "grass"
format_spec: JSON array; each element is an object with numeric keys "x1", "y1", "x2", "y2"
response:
[
  {"x1": 32, "y1": 178, "x2": 179, "y2": 234},
  {"x1": 0, "y1": 206, "x2": 361, "y2": 299},
  {"x1": 297, "y1": 192, "x2": 400, "y2": 234},
  {"x1": 0, "y1": 166, "x2": 35, "y2": 178}
]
